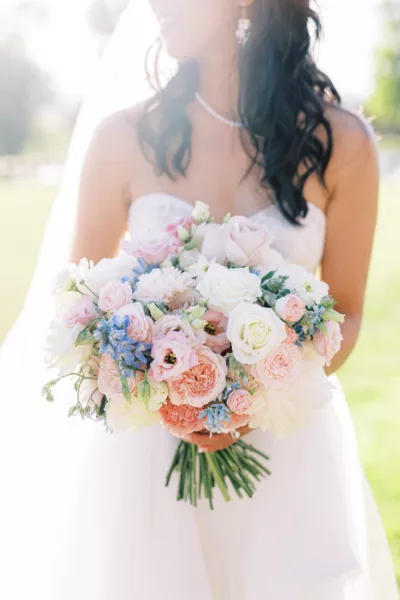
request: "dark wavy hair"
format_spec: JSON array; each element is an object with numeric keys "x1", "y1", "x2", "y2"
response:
[{"x1": 136, "y1": 0, "x2": 341, "y2": 224}]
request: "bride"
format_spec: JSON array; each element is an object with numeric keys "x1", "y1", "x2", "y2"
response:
[{"x1": 0, "y1": 0, "x2": 397, "y2": 599}]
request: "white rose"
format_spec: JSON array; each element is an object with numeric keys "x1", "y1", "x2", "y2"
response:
[
  {"x1": 227, "y1": 301, "x2": 286, "y2": 365},
  {"x1": 85, "y1": 254, "x2": 138, "y2": 295},
  {"x1": 278, "y1": 263, "x2": 329, "y2": 306},
  {"x1": 192, "y1": 201, "x2": 211, "y2": 223},
  {"x1": 197, "y1": 264, "x2": 261, "y2": 315},
  {"x1": 106, "y1": 396, "x2": 160, "y2": 434},
  {"x1": 44, "y1": 321, "x2": 92, "y2": 377},
  {"x1": 249, "y1": 344, "x2": 333, "y2": 437}
]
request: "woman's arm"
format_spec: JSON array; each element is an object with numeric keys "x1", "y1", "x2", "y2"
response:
[
  {"x1": 69, "y1": 112, "x2": 135, "y2": 264},
  {"x1": 321, "y1": 119, "x2": 379, "y2": 374}
]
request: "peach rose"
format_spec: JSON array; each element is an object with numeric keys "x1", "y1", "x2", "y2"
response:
[
  {"x1": 169, "y1": 346, "x2": 227, "y2": 408},
  {"x1": 285, "y1": 325, "x2": 299, "y2": 345},
  {"x1": 275, "y1": 294, "x2": 306, "y2": 324},
  {"x1": 98, "y1": 354, "x2": 142, "y2": 398},
  {"x1": 63, "y1": 294, "x2": 97, "y2": 327},
  {"x1": 227, "y1": 389, "x2": 253, "y2": 415},
  {"x1": 218, "y1": 413, "x2": 250, "y2": 433},
  {"x1": 148, "y1": 331, "x2": 198, "y2": 383},
  {"x1": 115, "y1": 302, "x2": 153, "y2": 343},
  {"x1": 313, "y1": 321, "x2": 343, "y2": 366},
  {"x1": 159, "y1": 400, "x2": 202, "y2": 437},
  {"x1": 98, "y1": 280, "x2": 132, "y2": 313},
  {"x1": 225, "y1": 216, "x2": 273, "y2": 267},
  {"x1": 203, "y1": 310, "x2": 230, "y2": 354},
  {"x1": 252, "y1": 342, "x2": 303, "y2": 389}
]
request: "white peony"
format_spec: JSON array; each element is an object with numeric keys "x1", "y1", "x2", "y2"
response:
[
  {"x1": 133, "y1": 267, "x2": 196, "y2": 304},
  {"x1": 85, "y1": 254, "x2": 138, "y2": 296},
  {"x1": 197, "y1": 264, "x2": 261, "y2": 315},
  {"x1": 106, "y1": 396, "x2": 160, "y2": 434},
  {"x1": 227, "y1": 301, "x2": 286, "y2": 365},
  {"x1": 43, "y1": 321, "x2": 92, "y2": 377},
  {"x1": 278, "y1": 263, "x2": 329, "y2": 306},
  {"x1": 249, "y1": 344, "x2": 333, "y2": 437}
]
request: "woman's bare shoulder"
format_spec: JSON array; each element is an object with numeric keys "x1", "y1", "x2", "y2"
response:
[{"x1": 323, "y1": 103, "x2": 379, "y2": 179}]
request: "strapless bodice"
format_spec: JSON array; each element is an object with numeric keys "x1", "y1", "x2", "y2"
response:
[{"x1": 127, "y1": 193, "x2": 326, "y2": 272}]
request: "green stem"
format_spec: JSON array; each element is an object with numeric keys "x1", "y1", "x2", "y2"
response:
[
  {"x1": 191, "y1": 445, "x2": 197, "y2": 508},
  {"x1": 205, "y1": 453, "x2": 231, "y2": 503}
]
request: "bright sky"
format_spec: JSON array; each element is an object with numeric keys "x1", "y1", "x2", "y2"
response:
[{"x1": 19, "y1": 0, "x2": 381, "y2": 102}]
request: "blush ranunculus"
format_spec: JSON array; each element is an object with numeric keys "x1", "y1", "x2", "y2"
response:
[
  {"x1": 227, "y1": 389, "x2": 253, "y2": 415},
  {"x1": 203, "y1": 310, "x2": 230, "y2": 354},
  {"x1": 252, "y1": 342, "x2": 303, "y2": 389},
  {"x1": 63, "y1": 294, "x2": 97, "y2": 327},
  {"x1": 313, "y1": 321, "x2": 343, "y2": 366},
  {"x1": 148, "y1": 331, "x2": 198, "y2": 383},
  {"x1": 98, "y1": 354, "x2": 142, "y2": 398},
  {"x1": 169, "y1": 346, "x2": 227, "y2": 408},
  {"x1": 98, "y1": 280, "x2": 133, "y2": 313},
  {"x1": 114, "y1": 302, "x2": 153, "y2": 343},
  {"x1": 159, "y1": 400, "x2": 202, "y2": 437},
  {"x1": 225, "y1": 216, "x2": 273, "y2": 267},
  {"x1": 275, "y1": 294, "x2": 306, "y2": 324}
]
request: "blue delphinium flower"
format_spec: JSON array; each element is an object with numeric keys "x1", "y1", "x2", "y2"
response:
[
  {"x1": 93, "y1": 314, "x2": 152, "y2": 377},
  {"x1": 199, "y1": 403, "x2": 231, "y2": 434}
]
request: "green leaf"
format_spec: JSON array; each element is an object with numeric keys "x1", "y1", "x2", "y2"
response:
[{"x1": 261, "y1": 270, "x2": 277, "y2": 283}]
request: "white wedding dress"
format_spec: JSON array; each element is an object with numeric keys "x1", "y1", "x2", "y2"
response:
[{"x1": 0, "y1": 193, "x2": 397, "y2": 600}]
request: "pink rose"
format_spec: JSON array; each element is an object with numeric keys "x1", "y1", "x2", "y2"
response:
[
  {"x1": 98, "y1": 280, "x2": 132, "y2": 313},
  {"x1": 154, "y1": 314, "x2": 206, "y2": 346},
  {"x1": 63, "y1": 294, "x2": 97, "y2": 327},
  {"x1": 225, "y1": 216, "x2": 272, "y2": 267},
  {"x1": 313, "y1": 321, "x2": 343, "y2": 366},
  {"x1": 148, "y1": 331, "x2": 198, "y2": 383},
  {"x1": 227, "y1": 389, "x2": 253, "y2": 415},
  {"x1": 115, "y1": 302, "x2": 153, "y2": 343},
  {"x1": 285, "y1": 325, "x2": 299, "y2": 345},
  {"x1": 169, "y1": 346, "x2": 227, "y2": 408},
  {"x1": 275, "y1": 294, "x2": 306, "y2": 324},
  {"x1": 159, "y1": 400, "x2": 202, "y2": 437},
  {"x1": 203, "y1": 310, "x2": 230, "y2": 354},
  {"x1": 252, "y1": 342, "x2": 302, "y2": 389},
  {"x1": 98, "y1": 354, "x2": 142, "y2": 398},
  {"x1": 122, "y1": 238, "x2": 171, "y2": 265}
]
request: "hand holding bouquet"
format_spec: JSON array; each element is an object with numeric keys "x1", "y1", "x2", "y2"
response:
[{"x1": 43, "y1": 202, "x2": 344, "y2": 508}]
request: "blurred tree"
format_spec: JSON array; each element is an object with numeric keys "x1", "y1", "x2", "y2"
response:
[
  {"x1": 368, "y1": 0, "x2": 400, "y2": 128},
  {"x1": 0, "y1": 38, "x2": 51, "y2": 158},
  {"x1": 87, "y1": 0, "x2": 130, "y2": 37}
]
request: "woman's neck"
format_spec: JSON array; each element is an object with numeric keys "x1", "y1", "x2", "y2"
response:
[{"x1": 197, "y1": 54, "x2": 239, "y2": 119}]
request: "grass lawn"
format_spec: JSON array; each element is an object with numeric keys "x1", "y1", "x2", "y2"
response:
[{"x1": 0, "y1": 180, "x2": 399, "y2": 585}]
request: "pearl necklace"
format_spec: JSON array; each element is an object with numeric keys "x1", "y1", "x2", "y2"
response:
[{"x1": 195, "y1": 92, "x2": 242, "y2": 128}]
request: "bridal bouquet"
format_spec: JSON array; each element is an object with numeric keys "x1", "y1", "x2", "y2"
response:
[{"x1": 43, "y1": 202, "x2": 344, "y2": 508}]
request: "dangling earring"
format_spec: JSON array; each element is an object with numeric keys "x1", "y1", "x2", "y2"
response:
[{"x1": 235, "y1": 6, "x2": 251, "y2": 45}]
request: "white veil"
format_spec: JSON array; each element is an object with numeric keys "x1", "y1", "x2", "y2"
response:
[{"x1": 0, "y1": 0, "x2": 172, "y2": 400}]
